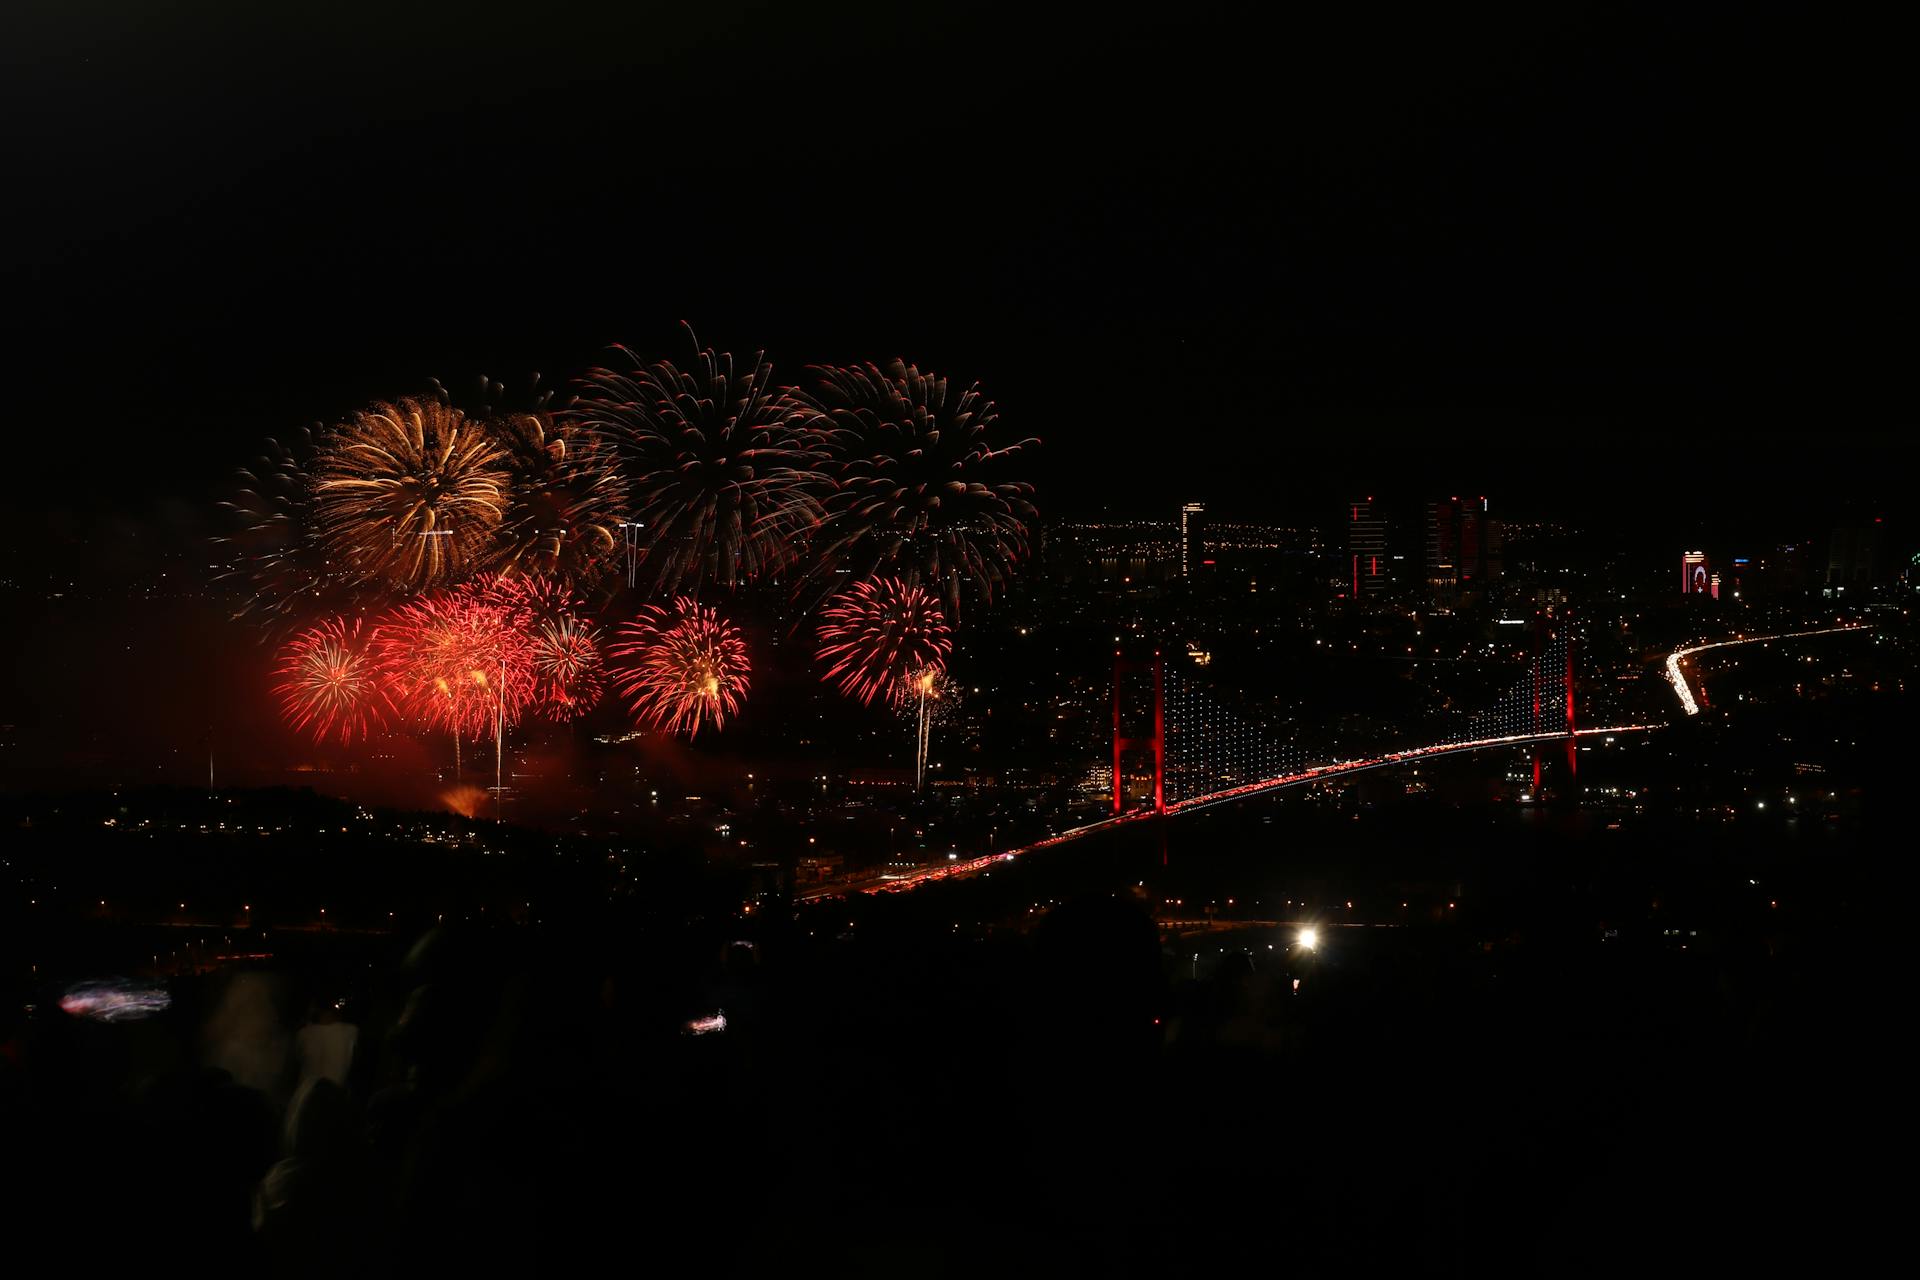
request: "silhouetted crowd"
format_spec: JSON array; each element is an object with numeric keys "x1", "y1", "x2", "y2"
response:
[{"x1": 2, "y1": 885, "x2": 1891, "y2": 1276}]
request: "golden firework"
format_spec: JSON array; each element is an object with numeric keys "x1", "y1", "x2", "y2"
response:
[{"x1": 312, "y1": 398, "x2": 509, "y2": 589}]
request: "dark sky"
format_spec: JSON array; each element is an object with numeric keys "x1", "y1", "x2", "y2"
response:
[{"x1": 3, "y1": 1, "x2": 1914, "y2": 548}]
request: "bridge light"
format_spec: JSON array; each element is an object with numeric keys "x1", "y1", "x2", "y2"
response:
[{"x1": 1297, "y1": 926, "x2": 1319, "y2": 951}]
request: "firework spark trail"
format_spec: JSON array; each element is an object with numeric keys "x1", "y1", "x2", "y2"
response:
[
  {"x1": 895, "y1": 666, "x2": 960, "y2": 791},
  {"x1": 312, "y1": 398, "x2": 510, "y2": 590},
  {"x1": 815, "y1": 576, "x2": 953, "y2": 706},
  {"x1": 609, "y1": 597, "x2": 750, "y2": 737},
  {"x1": 571, "y1": 333, "x2": 831, "y2": 597},
  {"x1": 806, "y1": 360, "x2": 1038, "y2": 610},
  {"x1": 221, "y1": 429, "x2": 346, "y2": 624},
  {"x1": 273, "y1": 615, "x2": 391, "y2": 744}
]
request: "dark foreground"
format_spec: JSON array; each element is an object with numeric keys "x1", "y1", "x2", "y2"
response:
[
  {"x1": 7, "y1": 676, "x2": 1910, "y2": 1277},
  {"x1": 4, "y1": 836, "x2": 1899, "y2": 1277}
]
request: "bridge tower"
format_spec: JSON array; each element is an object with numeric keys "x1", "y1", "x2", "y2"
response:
[
  {"x1": 1565, "y1": 618, "x2": 1577, "y2": 735},
  {"x1": 1563, "y1": 617, "x2": 1578, "y2": 773},
  {"x1": 1528, "y1": 610, "x2": 1578, "y2": 788},
  {"x1": 1112, "y1": 651, "x2": 1165, "y2": 814}
]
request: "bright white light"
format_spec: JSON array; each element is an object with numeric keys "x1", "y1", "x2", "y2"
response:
[{"x1": 1297, "y1": 927, "x2": 1319, "y2": 951}]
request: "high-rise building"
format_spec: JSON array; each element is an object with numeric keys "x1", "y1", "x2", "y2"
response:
[
  {"x1": 1180, "y1": 502, "x2": 1206, "y2": 576},
  {"x1": 1426, "y1": 502, "x2": 1456, "y2": 595},
  {"x1": 1347, "y1": 498, "x2": 1387, "y2": 597},
  {"x1": 1825, "y1": 522, "x2": 1884, "y2": 591},
  {"x1": 1425, "y1": 496, "x2": 1499, "y2": 606},
  {"x1": 1682, "y1": 550, "x2": 1710, "y2": 596}
]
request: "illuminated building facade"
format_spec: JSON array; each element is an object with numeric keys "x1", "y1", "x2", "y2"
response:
[
  {"x1": 1682, "y1": 550, "x2": 1710, "y2": 596},
  {"x1": 1347, "y1": 498, "x2": 1387, "y2": 598},
  {"x1": 1426, "y1": 496, "x2": 1501, "y2": 607},
  {"x1": 1180, "y1": 502, "x2": 1206, "y2": 576}
]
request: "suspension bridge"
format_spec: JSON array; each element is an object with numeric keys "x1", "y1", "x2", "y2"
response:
[
  {"x1": 1139, "y1": 626, "x2": 1587, "y2": 813},
  {"x1": 805, "y1": 613, "x2": 1877, "y2": 898},
  {"x1": 824, "y1": 618, "x2": 1666, "y2": 897}
]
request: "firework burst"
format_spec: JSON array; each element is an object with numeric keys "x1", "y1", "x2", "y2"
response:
[
  {"x1": 529, "y1": 614, "x2": 606, "y2": 720},
  {"x1": 572, "y1": 334, "x2": 830, "y2": 596},
  {"x1": 312, "y1": 398, "x2": 510, "y2": 590},
  {"x1": 371, "y1": 589, "x2": 537, "y2": 741},
  {"x1": 809, "y1": 360, "x2": 1037, "y2": 610},
  {"x1": 273, "y1": 615, "x2": 390, "y2": 744},
  {"x1": 470, "y1": 574, "x2": 607, "y2": 719},
  {"x1": 489, "y1": 409, "x2": 629, "y2": 588},
  {"x1": 892, "y1": 667, "x2": 962, "y2": 725},
  {"x1": 815, "y1": 576, "x2": 953, "y2": 707},
  {"x1": 609, "y1": 597, "x2": 750, "y2": 737}
]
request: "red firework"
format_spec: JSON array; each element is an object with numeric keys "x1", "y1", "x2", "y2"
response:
[
  {"x1": 468, "y1": 568, "x2": 578, "y2": 616},
  {"x1": 372, "y1": 589, "x2": 538, "y2": 739},
  {"x1": 609, "y1": 597, "x2": 749, "y2": 737},
  {"x1": 530, "y1": 614, "x2": 605, "y2": 719},
  {"x1": 468, "y1": 574, "x2": 606, "y2": 719},
  {"x1": 816, "y1": 576, "x2": 952, "y2": 706},
  {"x1": 273, "y1": 615, "x2": 390, "y2": 744}
]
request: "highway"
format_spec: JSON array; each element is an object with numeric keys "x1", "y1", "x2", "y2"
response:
[{"x1": 1663, "y1": 623, "x2": 1870, "y2": 716}]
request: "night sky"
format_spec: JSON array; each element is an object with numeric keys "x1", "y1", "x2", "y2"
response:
[{"x1": 3, "y1": 0, "x2": 1913, "y2": 557}]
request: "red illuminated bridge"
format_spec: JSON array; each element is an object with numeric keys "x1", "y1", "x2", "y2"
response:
[
  {"x1": 810, "y1": 618, "x2": 1680, "y2": 898},
  {"x1": 841, "y1": 724, "x2": 1656, "y2": 897}
]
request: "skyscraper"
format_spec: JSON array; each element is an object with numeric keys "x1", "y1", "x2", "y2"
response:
[
  {"x1": 1825, "y1": 522, "x2": 1884, "y2": 591},
  {"x1": 1425, "y1": 496, "x2": 1499, "y2": 607},
  {"x1": 1347, "y1": 498, "x2": 1386, "y2": 598},
  {"x1": 1180, "y1": 502, "x2": 1206, "y2": 576}
]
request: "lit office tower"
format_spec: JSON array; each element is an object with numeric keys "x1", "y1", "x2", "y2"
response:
[
  {"x1": 1426, "y1": 496, "x2": 1499, "y2": 606},
  {"x1": 1427, "y1": 499, "x2": 1462, "y2": 604},
  {"x1": 1180, "y1": 502, "x2": 1206, "y2": 576},
  {"x1": 1347, "y1": 498, "x2": 1387, "y2": 597},
  {"x1": 1682, "y1": 550, "x2": 1709, "y2": 596}
]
